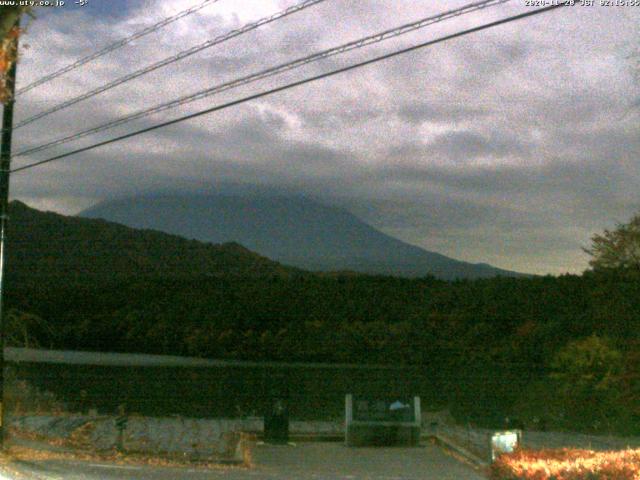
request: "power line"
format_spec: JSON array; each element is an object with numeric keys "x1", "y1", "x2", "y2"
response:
[
  {"x1": 11, "y1": 3, "x2": 570, "y2": 174},
  {"x1": 13, "y1": 0, "x2": 328, "y2": 129},
  {"x1": 13, "y1": 0, "x2": 509, "y2": 159},
  {"x1": 16, "y1": 0, "x2": 221, "y2": 96}
]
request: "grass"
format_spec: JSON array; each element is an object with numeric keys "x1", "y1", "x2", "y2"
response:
[{"x1": 489, "y1": 447, "x2": 640, "y2": 480}]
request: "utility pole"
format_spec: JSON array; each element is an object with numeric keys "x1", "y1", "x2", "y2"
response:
[{"x1": 0, "y1": 16, "x2": 20, "y2": 450}]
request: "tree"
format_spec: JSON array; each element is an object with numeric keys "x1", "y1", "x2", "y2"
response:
[
  {"x1": 619, "y1": 341, "x2": 640, "y2": 424},
  {"x1": 0, "y1": 7, "x2": 30, "y2": 103},
  {"x1": 0, "y1": 7, "x2": 23, "y2": 41},
  {"x1": 584, "y1": 212, "x2": 640, "y2": 271},
  {"x1": 4, "y1": 309, "x2": 53, "y2": 348},
  {"x1": 551, "y1": 335, "x2": 622, "y2": 390},
  {"x1": 550, "y1": 335, "x2": 627, "y2": 432}
]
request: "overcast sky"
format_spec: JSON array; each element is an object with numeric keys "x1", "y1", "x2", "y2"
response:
[{"x1": 9, "y1": 0, "x2": 640, "y2": 275}]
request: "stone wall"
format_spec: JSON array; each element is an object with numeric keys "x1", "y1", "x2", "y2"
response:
[
  {"x1": 10, "y1": 414, "x2": 344, "y2": 460},
  {"x1": 10, "y1": 415, "x2": 259, "y2": 461}
]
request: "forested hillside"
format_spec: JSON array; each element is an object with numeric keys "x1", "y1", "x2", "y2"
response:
[
  {"x1": 6, "y1": 200, "x2": 299, "y2": 281},
  {"x1": 4, "y1": 201, "x2": 640, "y2": 434}
]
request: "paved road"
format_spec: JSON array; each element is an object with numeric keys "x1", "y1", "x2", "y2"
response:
[{"x1": 2, "y1": 442, "x2": 485, "y2": 479}]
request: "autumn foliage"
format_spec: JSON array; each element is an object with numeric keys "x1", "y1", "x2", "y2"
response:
[
  {"x1": 489, "y1": 448, "x2": 640, "y2": 480},
  {"x1": 0, "y1": 4, "x2": 31, "y2": 103},
  {"x1": 0, "y1": 25, "x2": 20, "y2": 103}
]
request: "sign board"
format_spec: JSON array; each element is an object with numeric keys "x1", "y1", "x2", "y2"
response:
[
  {"x1": 345, "y1": 394, "x2": 421, "y2": 446},
  {"x1": 490, "y1": 430, "x2": 521, "y2": 461},
  {"x1": 352, "y1": 397, "x2": 416, "y2": 423}
]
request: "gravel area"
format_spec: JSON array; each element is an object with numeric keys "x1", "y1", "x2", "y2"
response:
[
  {"x1": 246, "y1": 442, "x2": 484, "y2": 480},
  {"x1": 1, "y1": 442, "x2": 484, "y2": 480}
]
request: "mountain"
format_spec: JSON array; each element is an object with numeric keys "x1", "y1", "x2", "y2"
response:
[
  {"x1": 5, "y1": 200, "x2": 297, "y2": 282},
  {"x1": 80, "y1": 194, "x2": 524, "y2": 280}
]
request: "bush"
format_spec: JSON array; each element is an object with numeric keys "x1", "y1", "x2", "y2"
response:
[{"x1": 489, "y1": 448, "x2": 640, "y2": 480}]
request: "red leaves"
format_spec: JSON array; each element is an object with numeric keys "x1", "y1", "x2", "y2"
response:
[
  {"x1": 489, "y1": 448, "x2": 640, "y2": 480},
  {"x1": 0, "y1": 25, "x2": 21, "y2": 103}
]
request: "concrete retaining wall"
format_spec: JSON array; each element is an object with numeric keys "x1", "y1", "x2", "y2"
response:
[
  {"x1": 11, "y1": 415, "x2": 260, "y2": 461},
  {"x1": 10, "y1": 415, "x2": 344, "y2": 460}
]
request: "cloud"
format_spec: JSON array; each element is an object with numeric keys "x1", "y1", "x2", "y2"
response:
[
  {"x1": 397, "y1": 103, "x2": 488, "y2": 124},
  {"x1": 422, "y1": 130, "x2": 529, "y2": 163},
  {"x1": 9, "y1": 0, "x2": 640, "y2": 275}
]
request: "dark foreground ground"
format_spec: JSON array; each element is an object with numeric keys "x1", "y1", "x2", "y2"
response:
[{"x1": 1, "y1": 442, "x2": 484, "y2": 480}]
